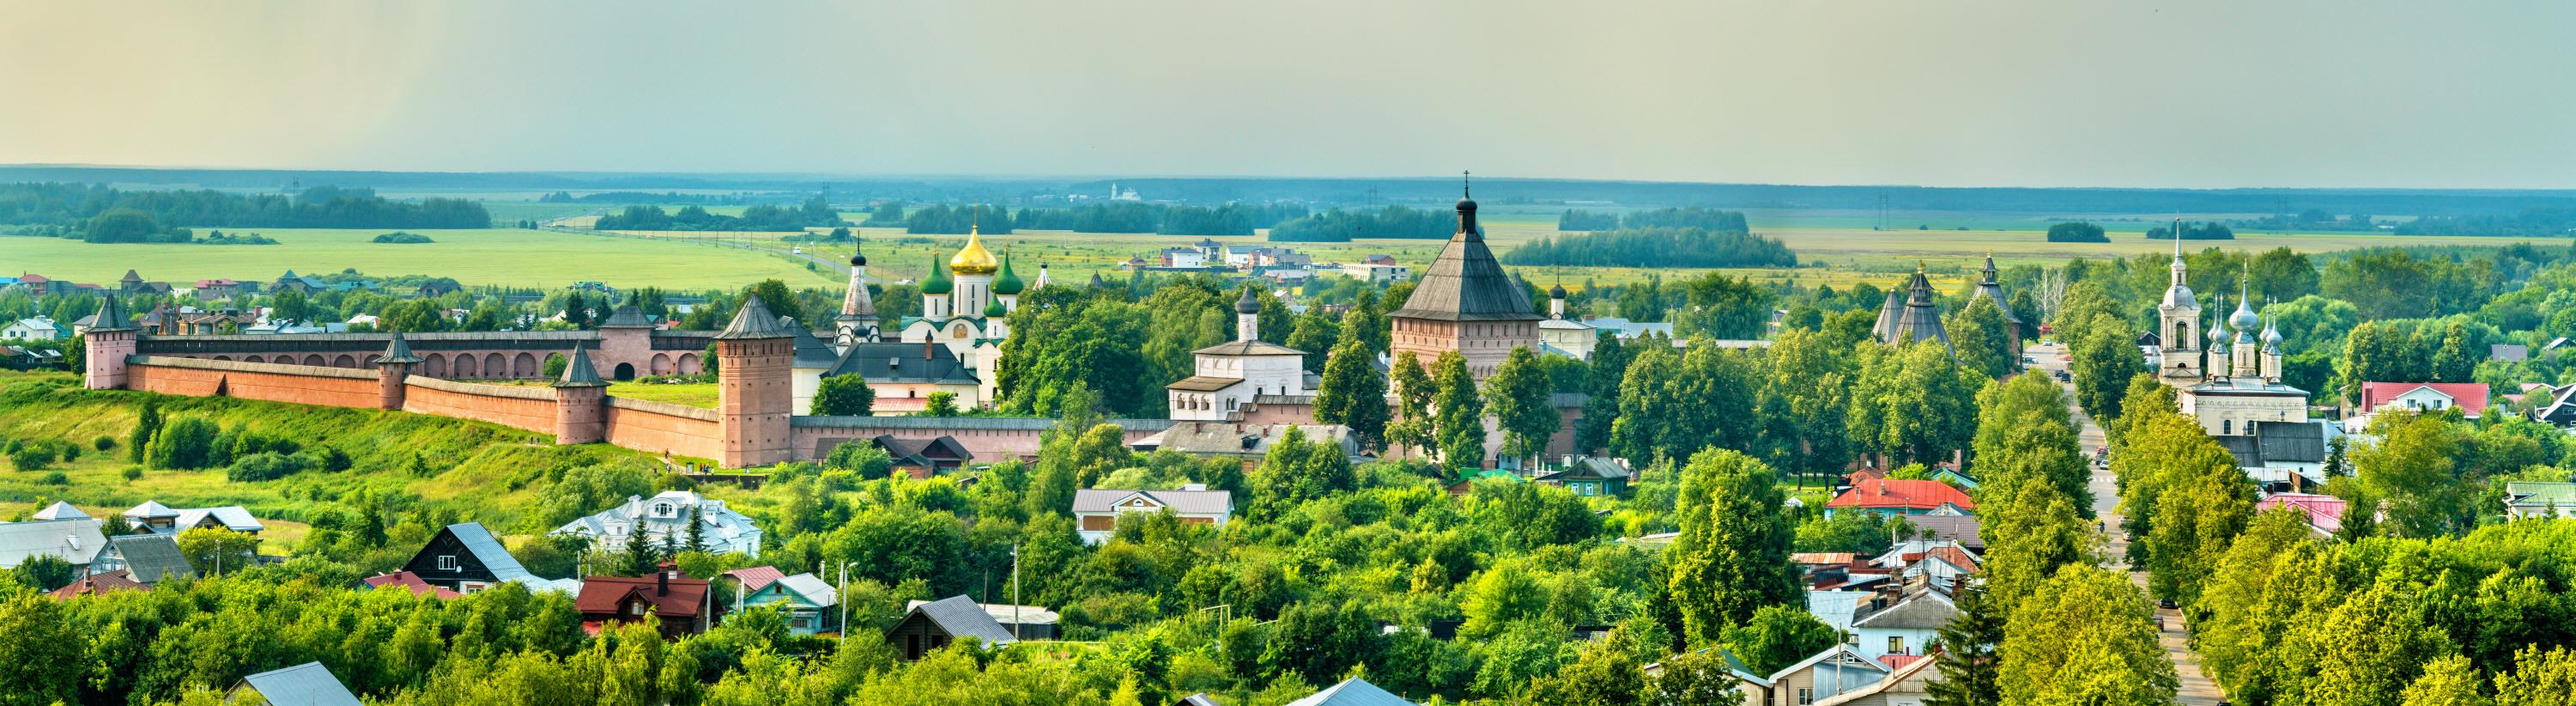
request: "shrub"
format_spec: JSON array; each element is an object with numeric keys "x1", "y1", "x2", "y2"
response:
[
  {"x1": 36, "y1": 472, "x2": 67, "y2": 485},
  {"x1": 93, "y1": 435, "x2": 115, "y2": 451},
  {"x1": 227, "y1": 451, "x2": 315, "y2": 483},
  {"x1": 371, "y1": 231, "x2": 436, "y2": 244},
  {"x1": 9, "y1": 446, "x2": 51, "y2": 471},
  {"x1": 146, "y1": 417, "x2": 221, "y2": 469},
  {"x1": 57, "y1": 441, "x2": 78, "y2": 463},
  {"x1": 120, "y1": 466, "x2": 143, "y2": 481}
]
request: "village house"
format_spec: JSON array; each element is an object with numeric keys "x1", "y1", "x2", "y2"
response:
[
  {"x1": 2504, "y1": 482, "x2": 2576, "y2": 520},
  {"x1": 738, "y1": 572, "x2": 840, "y2": 636},
  {"x1": 122, "y1": 501, "x2": 265, "y2": 537},
  {"x1": 50, "y1": 569, "x2": 151, "y2": 599},
  {"x1": 2255, "y1": 493, "x2": 2349, "y2": 537},
  {"x1": 0, "y1": 509, "x2": 109, "y2": 575},
  {"x1": 3, "y1": 316, "x2": 62, "y2": 341},
  {"x1": 1765, "y1": 644, "x2": 1894, "y2": 706},
  {"x1": 1283, "y1": 678, "x2": 1421, "y2": 706},
  {"x1": 1071, "y1": 486, "x2": 1233, "y2": 545},
  {"x1": 231, "y1": 662, "x2": 364, "y2": 706},
  {"x1": 2348, "y1": 381, "x2": 2491, "y2": 431},
  {"x1": 903, "y1": 599, "x2": 1061, "y2": 641},
  {"x1": 576, "y1": 565, "x2": 715, "y2": 638},
  {"x1": 1824, "y1": 479, "x2": 1977, "y2": 519},
  {"x1": 1137, "y1": 422, "x2": 1356, "y2": 467},
  {"x1": 399, "y1": 522, "x2": 538, "y2": 593},
  {"x1": 886, "y1": 594, "x2": 1018, "y2": 660},
  {"x1": 1531, "y1": 456, "x2": 1633, "y2": 497},
  {"x1": 90, "y1": 533, "x2": 196, "y2": 587},
  {"x1": 1642, "y1": 648, "x2": 1772, "y2": 706},
  {"x1": 1810, "y1": 652, "x2": 1943, "y2": 706},
  {"x1": 555, "y1": 490, "x2": 764, "y2": 557},
  {"x1": 1847, "y1": 585, "x2": 1960, "y2": 664}
]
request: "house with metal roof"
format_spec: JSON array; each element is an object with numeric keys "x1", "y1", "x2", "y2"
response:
[
  {"x1": 400, "y1": 522, "x2": 536, "y2": 593},
  {"x1": 50, "y1": 569, "x2": 150, "y2": 599},
  {"x1": 555, "y1": 490, "x2": 763, "y2": 557},
  {"x1": 739, "y1": 572, "x2": 839, "y2": 636},
  {"x1": 1764, "y1": 643, "x2": 1894, "y2": 706},
  {"x1": 887, "y1": 594, "x2": 1018, "y2": 660},
  {"x1": 720, "y1": 565, "x2": 786, "y2": 593},
  {"x1": 0, "y1": 516, "x2": 107, "y2": 573},
  {"x1": 1850, "y1": 586, "x2": 1958, "y2": 664},
  {"x1": 120, "y1": 501, "x2": 264, "y2": 536},
  {"x1": 1531, "y1": 456, "x2": 1633, "y2": 497},
  {"x1": 92, "y1": 533, "x2": 196, "y2": 586},
  {"x1": 2213, "y1": 420, "x2": 2332, "y2": 493},
  {"x1": 231, "y1": 661, "x2": 363, "y2": 706},
  {"x1": 1071, "y1": 487, "x2": 1232, "y2": 545},
  {"x1": 2505, "y1": 482, "x2": 2576, "y2": 520},
  {"x1": 1283, "y1": 677, "x2": 1419, "y2": 706},
  {"x1": 1812, "y1": 648, "x2": 1945, "y2": 706},
  {"x1": 1, "y1": 317, "x2": 61, "y2": 341},
  {"x1": 818, "y1": 340, "x2": 986, "y2": 414},
  {"x1": 1825, "y1": 479, "x2": 1977, "y2": 519},
  {"x1": 1136, "y1": 422, "x2": 1357, "y2": 466},
  {"x1": 2255, "y1": 493, "x2": 2349, "y2": 538},
  {"x1": 901, "y1": 599, "x2": 1060, "y2": 642}
]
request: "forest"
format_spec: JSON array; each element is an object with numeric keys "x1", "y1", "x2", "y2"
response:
[
  {"x1": 1009, "y1": 203, "x2": 1310, "y2": 235},
  {"x1": 1265, "y1": 205, "x2": 1458, "y2": 242},
  {"x1": 1500, "y1": 227, "x2": 1797, "y2": 269},
  {"x1": 0, "y1": 184, "x2": 490, "y2": 229},
  {"x1": 593, "y1": 196, "x2": 843, "y2": 232}
]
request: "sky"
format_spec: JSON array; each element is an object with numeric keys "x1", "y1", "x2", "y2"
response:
[{"x1": 3, "y1": 1, "x2": 2573, "y2": 189}]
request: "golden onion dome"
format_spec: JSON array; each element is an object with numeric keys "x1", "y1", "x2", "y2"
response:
[{"x1": 949, "y1": 226, "x2": 999, "y2": 275}]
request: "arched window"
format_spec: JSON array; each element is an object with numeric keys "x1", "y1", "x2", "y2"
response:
[{"x1": 2221, "y1": 419, "x2": 2233, "y2": 435}]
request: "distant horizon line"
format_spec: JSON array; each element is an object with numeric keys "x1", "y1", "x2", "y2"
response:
[{"x1": 6, "y1": 162, "x2": 2573, "y2": 194}]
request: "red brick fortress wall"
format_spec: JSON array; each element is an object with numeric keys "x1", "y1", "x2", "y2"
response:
[
  {"x1": 400, "y1": 376, "x2": 560, "y2": 435},
  {"x1": 125, "y1": 356, "x2": 384, "y2": 409},
  {"x1": 603, "y1": 397, "x2": 724, "y2": 460}
]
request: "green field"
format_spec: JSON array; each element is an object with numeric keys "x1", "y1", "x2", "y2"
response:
[
  {"x1": 9, "y1": 204, "x2": 2561, "y2": 295},
  {"x1": 5, "y1": 228, "x2": 841, "y2": 291}
]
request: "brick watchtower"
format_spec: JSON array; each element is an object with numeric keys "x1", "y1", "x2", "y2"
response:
[
  {"x1": 372, "y1": 331, "x2": 423, "y2": 411},
  {"x1": 1385, "y1": 179, "x2": 1541, "y2": 380},
  {"x1": 82, "y1": 295, "x2": 137, "y2": 390},
  {"x1": 714, "y1": 296, "x2": 797, "y2": 467},
  {"x1": 552, "y1": 342, "x2": 609, "y2": 445}
]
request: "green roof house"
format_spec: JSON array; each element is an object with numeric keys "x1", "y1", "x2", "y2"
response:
[{"x1": 738, "y1": 572, "x2": 839, "y2": 636}]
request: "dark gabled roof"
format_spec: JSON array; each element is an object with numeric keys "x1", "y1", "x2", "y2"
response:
[
  {"x1": 108, "y1": 533, "x2": 196, "y2": 585},
  {"x1": 597, "y1": 304, "x2": 655, "y2": 329},
  {"x1": 790, "y1": 326, "x2": 840, "y2": 368},
  {"x1": 1900, "y1": 514, "x2": 1985, "y2": 550},
  {"x1": 236, "y1": 661, "x2": 363, "y2": 706},
  {"x1": 872, "y1": 435, "x2": 973, "y2": 464},
  {"x1": 440, "y1": 522, "x2": 535, "y2": 581},
  {"x1": 553, "y1": 343, "x2": 609, "y2": 387},
  {"x1": 824, "y1": 341, "x2": 979, "y2": 384},
  {"x1": 715, "y1": 296, "x2": 797, "y2": 339},
  {"x1": 2215, "y1": 420, "x2": 2328, "y2": 467},
  {"x1": 1387, "y1": 199, "x2": 1538, "y2": 322},
  {"x1": 1167, "y1": 375, "x2": 1247, "y2": 393},
  {"x1": 902, "y1": 594, "x2": 1018, "y2": 646}
]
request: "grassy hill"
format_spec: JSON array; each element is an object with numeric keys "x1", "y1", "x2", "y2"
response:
[{"x1": 0, "y1": 370, "x2": 688, "y2": 550}]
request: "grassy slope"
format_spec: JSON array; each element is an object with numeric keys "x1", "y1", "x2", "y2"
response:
[{"x1": 0, "y1": 370, "x2": 680, "y2": 548}]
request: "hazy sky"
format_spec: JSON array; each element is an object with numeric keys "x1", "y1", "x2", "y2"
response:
[{"x1": 5, "y1": 1, "x2": 2572, "y2": 188}]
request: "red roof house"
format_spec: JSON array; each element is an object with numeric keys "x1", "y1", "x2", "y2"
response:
[
  {"x1": 361, "y1": 571, "x2": 464, "y2": 599},
  {"x1": 2255, "y1": 493, "x2": 2347, "y2": 538},
  {"x1": 576, "y1": 569, "x2": 713, "y2": 639},
  {"x1": 2357, "y1": 382, "x2": 2491, "y2": 419},
  {"x1": 50, "y1": 569, "x2": 148, "y2": 599},
  {"x1": 721, "y1": 566, "x2": 786, "y2": 593},
  {"x1": 1826, "y1": 479, "x2": 1978, "y2": 518}
]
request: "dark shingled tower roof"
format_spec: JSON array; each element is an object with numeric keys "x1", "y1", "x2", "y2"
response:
[
  {"x1": 553, "y1": 342, "x2": 609, "y2": 387},
  {"x1": 715, "y1": 296, "x2": 797, "y2": 339},
  {"x1": 88, "y1": 295, "x2": 135, "y2": 332},
  {"x1": 1968, "y1": 252, "x2": 2020, "y2": 325},
  {"x1": 1388, "y1": 184, "x2": 1540, "y2": 322},
  {"x1": 1871, "y1": 289, "x2": 1906, "y2": 343},
  {"x1": 373, "y1": 330, "x2": 423, "y2": 365},
  {"x1": 1882, "y1": 265, "x2": 1951, "y2": 349}
]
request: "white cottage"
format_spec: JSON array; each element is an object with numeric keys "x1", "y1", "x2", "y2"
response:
[{"x1": 555, "y1": 490, "x2": 764, "y2": 557}]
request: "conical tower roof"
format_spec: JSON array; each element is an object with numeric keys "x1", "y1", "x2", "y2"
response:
[
  {"x1": 1884, "y1": 265, "x2": 1950, "y2": 348},
  {"x1": 88, "y1": 295, "x2": 135, "y2": 332},
  {"x1": 716, "y1": 295, "x2": 797, "y2": 339},
  {"x1": 373, "y1": 330, "x2": 423, "y2": 364},
  {"x1": 552, "y1": 342, "x2": 609, "y2": 387}
]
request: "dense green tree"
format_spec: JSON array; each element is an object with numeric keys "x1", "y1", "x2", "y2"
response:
[
  {"x1": 1995, "y1": 564, "x2": 2179, "y2": 705},
  {"x1": 1282, "y1": 307, "x2": 1337, "y2": 374},
  {"x1": 129, "y1": 396, "x2": 161, "y2": 463},
  {"x1": 1720, "y1": 604, "x2": 1840, "y2": 675},
  {"x1": 1926, "y1": 582, "x2": 2004, "y2": 706},
  {"x1": 1757, "y1": 328, "x2": 1852, "y2": 474},
  {"x1": 1968, "y1": 372, "x2": 2089, "y2": 518},
  {"x1": 1947, "y1": 296, "x2": 2016, "y2": 379},
  {"x1": 1978, "y1": 481, "x2": 2096, "y2": 612},
  {"x1": 1668, "y1": 448, "x2": 1798, "y2": 646},
  {"x1": 2143, "y1": 450, "x2": 2258, "y2": 606},
  {"x1": 1483, "y1": 346, "x2": 1560, "y2": 467},
  {"x1": 1432, "y1": 351, "x2": 1486, "y2": 471},
  {"x1": 2355, "y1": 412, "x2": 2473, "y2": 538},
  {"x1": 1524, "y1": 628, "x2": 1647, "y2": 706},
  {"x1": 2430, "y1": 320, "x2": 2478, "y2": 383},
  {"x1": 1312, "y1": 327, "x2": 1390, "y2": 451},
  {"x1": 1389, "y1": 352, "x2": 1437, "y2": 456},
  {"x1": 810, "y1": 374, "x2": 875, "y2": 416},
  {"x1": 2044, "y1": 222, "x2": 2108, "y2": 242},
  {"x1": 2069, "y1": 313, "x2": 2144, "y2": 423},
  {"x1": 0, "y1": 590, "x2": 82, "y2": 706},
  {"x1": 1846, "y1": 340, "x2": 1979, "y2": 467},
  {"x1": 1640, "y1": 648, "x2": 1749, "y2": 706}
]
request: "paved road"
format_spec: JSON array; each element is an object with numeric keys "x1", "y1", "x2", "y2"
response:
[{"x1": 2024, "y1": 342, "x2": 2225, "y2": 705}]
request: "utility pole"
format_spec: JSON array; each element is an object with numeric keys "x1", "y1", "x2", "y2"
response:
[
  {"x1": 837, "y1": 561, "x2": 850, "y2": 643},
  {"x1": 1011, "y1": 545, "x2": 1021, "y2": 642}
]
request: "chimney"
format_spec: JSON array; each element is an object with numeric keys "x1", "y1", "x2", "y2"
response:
[{"x1": 923, "y1": 340, "x2": 934, "y2": 360}]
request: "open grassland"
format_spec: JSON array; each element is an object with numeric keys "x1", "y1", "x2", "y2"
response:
[
  {"x1": 0, "y1": 370, "x2": 688, "y2": 550},
  {"x1": 11, "y1": 201, "x2": 2560, "y2": 295},
  {"x1": 4, "y1": 228, "x2": 839, "y2": 291}
]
